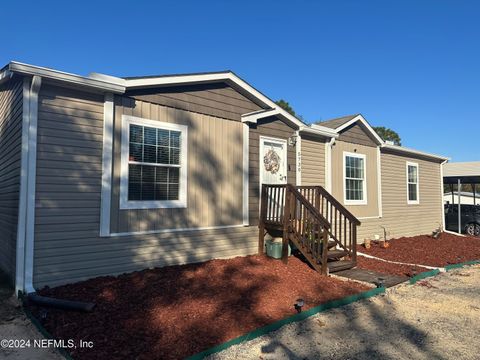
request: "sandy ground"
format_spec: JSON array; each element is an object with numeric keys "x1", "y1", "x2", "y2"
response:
[
  {"x1": 0, "y1": 275, "x2": 63, "y2": 360},
  {"x1": 208, "y1": 265, "x2": 480, "y2": 360}
]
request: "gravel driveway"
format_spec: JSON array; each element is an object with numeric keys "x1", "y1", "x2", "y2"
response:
[{"x1": 208, "y1": 265, "x2": 480, "y2": 360}]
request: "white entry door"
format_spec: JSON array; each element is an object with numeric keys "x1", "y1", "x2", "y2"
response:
[{"x1": 260, "y1": 137, "x2": 288, "y2": 185}]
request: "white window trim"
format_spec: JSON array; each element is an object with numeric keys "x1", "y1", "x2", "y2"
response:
[
  {"x1": 120, "y1": 115, "x2": 188, "y2": 209},
  {"x1": 343, "y1": 151, "x2": 367, "y2": 206},
  {"x1": 406, "y1": 161, "x2": 420, "y2": 205}
]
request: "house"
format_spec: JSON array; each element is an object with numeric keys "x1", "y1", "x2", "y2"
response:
[{"x1": 0, "y1": 62, "x2": 448, "y2": 295}]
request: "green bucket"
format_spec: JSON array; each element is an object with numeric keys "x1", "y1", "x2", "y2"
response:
[{"x1": 265, "y1": 240, "x2": 291, "y2": 259}]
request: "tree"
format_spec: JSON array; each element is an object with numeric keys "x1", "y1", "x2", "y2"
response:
[
  {"x1": 275, "y1": 99, "x2": 297, "y2": 117},
  {"x1": 372, "y1": 126, "x2": 402, "y2": 146}
]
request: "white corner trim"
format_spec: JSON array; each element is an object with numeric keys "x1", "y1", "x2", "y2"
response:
[
  {"x1": 100, "y1": 93, "x2": 114, "y2": 237},
  {"x1": 119, "y1": 115, "x2": 188, "y2": 209},
  {"x1": 406, "y1": 161, "x2": 420, "y2": 205},
  {"x1": 335, "y1": 114, "x2": 384, "y2": 145},
  {"x1": 110, "y1": 224, "x2": 248, "y2": 237},
  {"x1": 377, "y1": 147, "x2": 383, "y2": 217},
  {"x1": 343, "y1": 151, "x2": 368, "y2": 206},
  {"x1": 440, "y1": 160, "x2": 448, "y2": 231},
  {"x1": 242, "y1": 123, "x2": 249, "y2": 226},
  {"x1": 296, "y1": 131, "x2": 301, "y2": 186},
  {"x1": 15, "y1": 75, "x2": 42, "y2": 295},
  {"x1": 325, "y1": 138, "x2": 335, "y2": 192},
  {"x1": 15, "y1": 78, "x2": 31, "y2": 296}
]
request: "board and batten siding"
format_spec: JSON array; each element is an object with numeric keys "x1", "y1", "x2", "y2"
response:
[
  {"x1": 33, "y1": 84, "x2": 258, "y2": 288},
  {"x1": 300, "y1": 134, "x2": 327, "y2": 187},
  {"x1": 0, "y1": 79, "x2": 23, "y2": 281},
  {"x1": 248, "y1": 116, "x2": 297, "y2": 226},
  {"x1": 357, "y1": 150, "x2": 443, "y2": 241},
  {"x1": 331, "y1": 140, "x2": 380, "y2": 218},
  {"x1": 110, "y1": 96, "x2": 244, "y2": 233}
]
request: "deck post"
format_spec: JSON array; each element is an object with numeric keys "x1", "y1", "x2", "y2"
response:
[
  {"x1": 258, "y1": 184, "x2": 267, "y2": 254},
  {"x1": 281, "y1": 186, "x2": 292, "y2": 263},
  {"x1": 321, "y1": 226, "x2": 329, "y2": 274}
]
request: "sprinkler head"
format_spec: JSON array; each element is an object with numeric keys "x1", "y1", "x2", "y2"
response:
[{"x1": 294, "y1": 298, "x2": 305, "y2": 313}]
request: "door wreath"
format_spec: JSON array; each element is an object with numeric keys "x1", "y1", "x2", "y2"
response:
[{"x1": 264, "y1": 148, "x2": 281, "y2": 174}]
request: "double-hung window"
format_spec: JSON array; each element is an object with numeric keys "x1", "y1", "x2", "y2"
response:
[
  {"x1": 406, "y1": 162, "x2": 419, "y2": 204},
  {"x1": 120, "y1": 115, "x2": 187, "y2": 209},
  {"x1": 344, "y1": 152, "x2": 367, "y2": 205}
]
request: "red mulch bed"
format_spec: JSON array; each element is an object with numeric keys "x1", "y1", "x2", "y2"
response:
[
  {"x1": 357, "y1": 233, "x2": 480, "y2": 267},
  {"x1": 356, "y1": 256, "x2": 429, "y2": 277},
  {"x1": 28, "y1": 255, "x2": 369, "y2": 360}
]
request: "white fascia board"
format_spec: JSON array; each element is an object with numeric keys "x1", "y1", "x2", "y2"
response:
[
  {"x1": 126, "y1": 72, "x2": 308, "y2": 129},
  {"x1": 8, "y1": 62, "x2": 125, "y2": 93},
  {"x1": 382, "y1": 143, "x2": 449, "y2": 162},
  {"x1": 241, "y1": 108, "x2": 278, "y2": 123},
  {"x1": 335, "y1": 114, "x2": 385, "y2": 145},
  {"x1": 301, "y1": 124, "x2": 338, "y2": 138}
]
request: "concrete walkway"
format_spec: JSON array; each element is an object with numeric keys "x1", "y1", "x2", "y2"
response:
[{"x1": 208, "y1": 265, "x2": 480, "y2": 360}]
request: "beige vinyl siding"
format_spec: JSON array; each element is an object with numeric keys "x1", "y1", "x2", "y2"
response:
[
  {"x1": 301, "y1": 134, "x2": 327, "y2": 186},
  {"x1": 248, "y1": 116, "x2": 297, "y2": 226},
  {"x1": 110, "y1": 96, "x2": 244, "y2": 233},
  {"x1": 331, "y1": 140, "x2": 380, "y2": 218},
  {"x1": 126, "y1": 83, "x2": 262, "y2": 122},
  {"x1": 337, "y1": 123, "x2": 378, "y2": 147},
  {"x1": 0, "y1": 79, "x2": 23, "y2": 281},
  {"x1": 357, "y1": 150, "x2": 443, "y2": 241},
  {"x1": 33, "y1": 84, "x2": 258, "y2": 288}
]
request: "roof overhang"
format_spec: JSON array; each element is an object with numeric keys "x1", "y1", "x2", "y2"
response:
[
  {"x1": 381, "y1": 143, "x2": 449, "y2": 162},
  {"x1": 5, "y1": 62, "x2": 126, "y2": 93},
  {"x1": 241, "y1": 109, "x2": 338, "y2": 138}
]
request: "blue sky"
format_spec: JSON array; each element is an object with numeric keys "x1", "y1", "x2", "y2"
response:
[{"x1": 2, "y1": 0, "x2": 478, "y2": 161}]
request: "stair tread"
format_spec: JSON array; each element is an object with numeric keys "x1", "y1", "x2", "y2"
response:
[
  {"x1": 328, "y1": 260, "x2": 355, "y2": 272},
  {"x1": 327, "y1": 249, "x2": 349, "y2": 258}
]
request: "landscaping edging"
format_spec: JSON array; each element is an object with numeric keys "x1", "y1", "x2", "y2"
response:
[
  {"x1": 409, "y1": 269, "x2": 441, "y2": 284},
  {"x1": 186, "y1": 287, "x2": 385, "y2": 360},
  {"x1": 20, "y1": 296, "x2": 72, "y2": 360},
  {"x1": 445, "y1": 259, "x2": 480, "y2": 271}
]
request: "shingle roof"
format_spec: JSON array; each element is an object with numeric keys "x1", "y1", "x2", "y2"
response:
[{"x1": 314, "y1": 114, "x2": 359, "y2": 129}]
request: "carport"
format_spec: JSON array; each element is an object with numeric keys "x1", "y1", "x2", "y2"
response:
[{"x1": 443, "y1": 162, "x2": 480, "y2": 234}]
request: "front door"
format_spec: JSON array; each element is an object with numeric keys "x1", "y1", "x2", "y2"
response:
[{"x1": 260, "y1": 137, "x2": 288, "y2": 185}]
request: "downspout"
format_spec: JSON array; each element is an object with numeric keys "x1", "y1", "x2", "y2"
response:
[{"x1": 15, "y1": 75, "x2": 41, "y2": 296}]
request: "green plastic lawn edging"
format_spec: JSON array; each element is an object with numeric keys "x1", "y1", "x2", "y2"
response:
[
  {"x1": 185, "y1": 287, "x2": 385, "y2": 360},
  {"x1": 444, "y1": 259, "x2": 480, "y2": 271},
  {"x1": 409, "y1": 269, "x2": 440, "y2": 284}
]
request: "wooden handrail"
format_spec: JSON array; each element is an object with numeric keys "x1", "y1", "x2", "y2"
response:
[
  {"x1": 315, "y1": 186, "x2": 361, "y2": 225},
  {"x1": 286, "y1": 184, "x2": 331, "y2": 229}
]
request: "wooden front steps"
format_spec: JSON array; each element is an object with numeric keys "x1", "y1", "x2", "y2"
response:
[{"x1": 259, "y1": 184, "x2": 361, "y2": 275}]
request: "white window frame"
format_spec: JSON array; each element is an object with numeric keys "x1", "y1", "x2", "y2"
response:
[
  {"x1": 120, "y1": 115, "x2": 188, "y2": 209},
  {"x1": 406, "y1": 161, "x2": 420, "y2": 205},
  {"x1": 343, "y1": 151, "x2": 367, "y2": 205}
]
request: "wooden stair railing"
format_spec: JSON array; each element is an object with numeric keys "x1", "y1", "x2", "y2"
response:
[
  {"x1": 297, "y1": 186, "x2": 361, "y2": 265},
  {"x1": 259, "y1": 184, "x2": 332, "y2": 274},
  {"x1": 259, "y1": 184, "x2": 361, "y2": 274}
]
